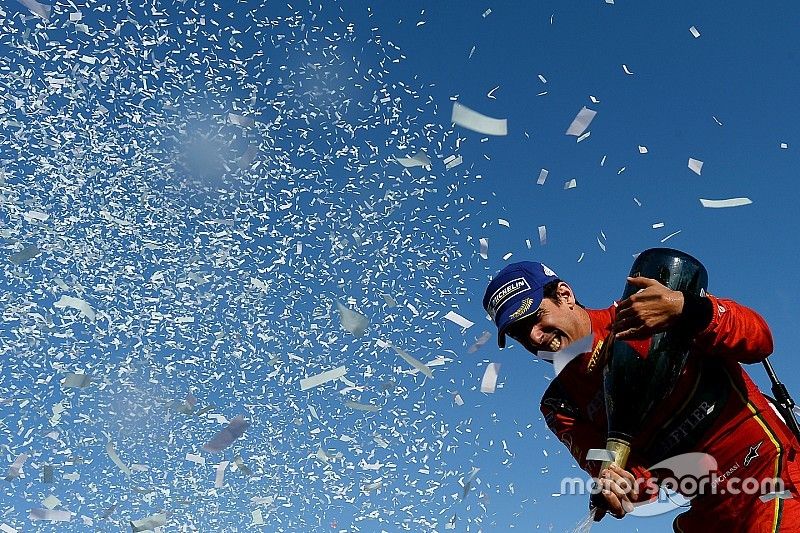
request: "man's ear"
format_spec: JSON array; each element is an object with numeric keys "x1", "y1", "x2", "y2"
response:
[{"x1": 556, "y1": 282, "x2": 576, "y2": 307}]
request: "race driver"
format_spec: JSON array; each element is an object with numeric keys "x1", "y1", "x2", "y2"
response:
[{"x1": 483, "y1": 260, "x2": 800, "y2": 531}]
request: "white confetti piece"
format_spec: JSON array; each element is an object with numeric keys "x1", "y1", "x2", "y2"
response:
[
  {"x1": 63, "y1": 373, "x2": 92, "y2": 388},
  {"x1": 345, "y1": 401, "x2": 380, "y2": 412},
  {"x1": 131, "y1": 513, "x2": 167, "y2": 532},
  {"x1": 23, "y1": 210, "x2": 49, "y2": 222},
  {"x1": 503, "y1": 252, "x2": 513, "y2": 260},
  {"x1": 395, "y1": 150, "x2": 432, "y2": 170},
  {"x1": 453, "y1": 393, "x2": 464, "y2": 406},
  {"x1": 451, "y1": 102, "x2": 508, "y2": 136},
  {"x1": 622, "y1": 64, "x2": 634, "y2": 75},
  {"x1": 480, "y1": 363, "x2": 501, "y2": 393},
  {"x1": 1, "y1": 524, "x2": 18, "y2": 533},
  {"x1": 689, "y1": 26, "x2": 701, "y2": 38},
  {"x1": 335, "y1": 301, "x2": 369, "y2": 336},
  {"x1": 564, "y1": 178, "x2": 577, "y2": 189},
  {"x1": 214, "y1": 461, "x2": 229, "y2": 488},
  {"x1": 537, "y1": 168, "x2": 548, "y2": 185},
  {"x1": 443, "y1": 311, "x2": 474, "y2": 329},
  {"x1": 565, "y1": 107, "x2": 597, "y2": 137},
  {"x1": 41, "y1": 496, "x2": 61, "y2": 510},
  {"x1": 585, "y1": 449, "x2": 617, "y2": 462},
  {"x1": 53, "y1": 296, "x2": 96, "y2": 322},
  {"x1": 392, "y1": 345, "x2": 433, "y2": 378},
  {"x1": 652, "y1": 222, "x2": 665, "y2": 229},
  {"x1": 17, "y1": 0, "x2": 51, "y2": 20},
  {"x1": 498, "y1": 218, "x2": 510, "y2": 227},
  {"x1": 29, "y1": 509, "x2": 71, "y2": 522},
  {"x1": 576, "y1": 131, "x2": 591, "y2": 143},
  {"x1": 780, "y1": 142, "x2": 789, "y2": 149},
  {"x1": 479, "y1": 238, "x2": 489, "y2": 259},
  {"x1": 106, "y1": 442, "x2": 131, "y2": 476},
  {"x1": 538, "y1": 74, "x2": 547, "y2": 83},
  {"x1": 538, "y1": 225, "x2": 547, "y2": 245},
  {"x1": 444, "y1": 154, "x2": 463, "y2": 169},
  {"x1": 638, "y1": 145, "x2": 648, "y2": 154},
  {"x1": 699, "y1": 197, "x2": 753, "y2": 208},
  {"x1": 544, "y1": 334, "x2": 594, "y2": 377},
  {"x1": 760, "y1": 490, "x2": 793, "y2": 502},
  {"x1": 486, "y1": 85, "x2": 500, "y2": 99},
  {"x1": 228, "y1": 113, "x2": 255, "y2": 127},
  {"x1": 185, "y1": 453, "x2": 205, "y2": 466},
  {"x1": 660, "y1": 230, "x2": 682, "y2": 243},
  {"x1": 5, "y1": 453, "x2": 28, "y2": 481},
  {"x1": 688, "y1": 158, "x2": 704, "y2": 175},
  {"x1": 467, "y1": 331, "x2": 492, "y2": 353}
]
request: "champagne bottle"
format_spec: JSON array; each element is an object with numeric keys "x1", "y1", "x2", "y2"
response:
[{"x1": 600, "y1": 248, "x2": 708, "y2": 471}]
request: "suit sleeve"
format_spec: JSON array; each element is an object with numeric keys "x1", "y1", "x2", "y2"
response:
[
  {"x1": 541, "y1": 398, "x2": 606, "y2": 478},
  {"x1": 692, "y1": 295, "x2": 773, "y2": 363}
]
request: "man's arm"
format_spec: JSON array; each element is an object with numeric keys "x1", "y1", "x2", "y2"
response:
[
  {"x1": 613, "y1": 276, "x2": 773, "y2": 363},
  {"x1": 691, "y1": 295, "x2": 773, "y2": 363},
  {"x1": 541, "y1": 398, "x2": 657, "y2": 518}
]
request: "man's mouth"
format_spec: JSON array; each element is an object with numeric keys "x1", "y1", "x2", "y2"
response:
[
  {"x1": 547, "y1": 336, "x2": 561, "y2": 351},
  {"x1": 546, "y1": 331, "x2": 565, "y2": 352}
]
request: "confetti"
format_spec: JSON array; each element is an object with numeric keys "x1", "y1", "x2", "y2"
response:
[
  {"x1": 335, "y1": 301, "x2": 370, "y2": 337},
  {"x1": 28, "y1": 509, "x2": 71, "y2": 522},
  {"x1": 479, "y1": 238, "x2": 489, "y2": 259},
  {"x1": 537, "y1": 168, "x2": 549, "y2": 185},
  {"x1": 451, "y1": 102, "x2": 509, "y2": 136},
  {"x1": 565, "y1": 107, "x2": 597, "y2": 137},
  {"x1": 700, "y1": 197, "x2": 753, "y2": 208},
  {"x1": 106, "y1": 442, "x2": 131, "y2": 476},
  {"x1": 443, "y1": 311, "x2": 475, "y2": 329},
  {"x1": 5, "y1": 453, "x2": 28, "y2": 481},
  {"x1": 480, "y1": 363, "x2": 501, "y2": 393},
  {"x1": 131, "y1": 513, "x2": 167, "y2": 532},
  {"x1": 690, "y1": 26, "x2": 701, "y2": 38},
  {"x1": 688, "y1": 158, "x2": 704, "y2": 175}
]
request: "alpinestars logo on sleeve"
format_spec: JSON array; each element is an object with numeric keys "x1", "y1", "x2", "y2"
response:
[{"x1": 743, "y1": 440, "x2": 763, "y2": 467}]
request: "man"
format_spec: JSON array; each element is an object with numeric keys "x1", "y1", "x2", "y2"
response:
[{"x1": 483, "y1": 260, "x2": 800, "y2": 531}]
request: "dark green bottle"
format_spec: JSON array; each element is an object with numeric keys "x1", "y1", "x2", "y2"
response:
[{"x1": 601, "y1": 248, "x2": 708, "y2": 470}]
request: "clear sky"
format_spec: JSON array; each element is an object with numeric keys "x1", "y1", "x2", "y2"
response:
[{"x1": 1, "y1": 1, "x2": 799, "y2": 532}]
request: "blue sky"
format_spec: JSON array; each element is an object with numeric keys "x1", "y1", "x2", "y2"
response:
[{"x1": 1, "y1": 1, "x2": 799, "y2": 532}]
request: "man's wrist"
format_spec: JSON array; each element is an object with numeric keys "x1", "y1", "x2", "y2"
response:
[{"x1": 675, "y1": 291, "x2": 713, "y2": 336}]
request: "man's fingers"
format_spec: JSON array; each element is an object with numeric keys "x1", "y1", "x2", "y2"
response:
[
  {"x1": 626, "y1": 276, "x2": 657, "y2": 287},
  {"x1": 592, "y1": 506, "x2": 607, "y2": 522},
  {"x1": 600, "y1": 489, "x2": 626, "y2": 518},
  {"x1": 609, "y1": 464, "x2": 639, "y2": 499}
]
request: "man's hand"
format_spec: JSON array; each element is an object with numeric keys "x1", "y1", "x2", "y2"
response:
[
  {"x1": 613, "y1": 276, "x2": 684, "y2": 340},
  {"x1": 593, "y1": 463, "x2": 639, "y2": 521}
]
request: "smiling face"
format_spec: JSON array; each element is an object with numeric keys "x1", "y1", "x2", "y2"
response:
[{"x1": 506, "y1": 282, "x2": 591, "y2": 354}]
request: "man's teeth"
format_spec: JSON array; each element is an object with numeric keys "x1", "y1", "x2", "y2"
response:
[{"x1": 548, "y1": 336, "x2": 561, "y2": 351}]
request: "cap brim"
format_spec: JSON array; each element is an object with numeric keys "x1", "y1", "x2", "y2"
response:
[{"x1": 496, "y1": 310, "x2": 539, "y2": 352}]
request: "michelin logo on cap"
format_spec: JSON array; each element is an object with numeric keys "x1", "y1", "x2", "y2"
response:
[{"x1": 487, "y1": 277, "x2": 531, "y2": 319}]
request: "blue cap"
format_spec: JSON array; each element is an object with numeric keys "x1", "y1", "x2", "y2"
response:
[{"x1": 483, "y1": 261, "x2": 559, "y2": 348}]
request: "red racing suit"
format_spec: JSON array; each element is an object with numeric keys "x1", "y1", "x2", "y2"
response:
[{"x1": 540, "y1": 295, "x2": 800, "y2": 532}]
